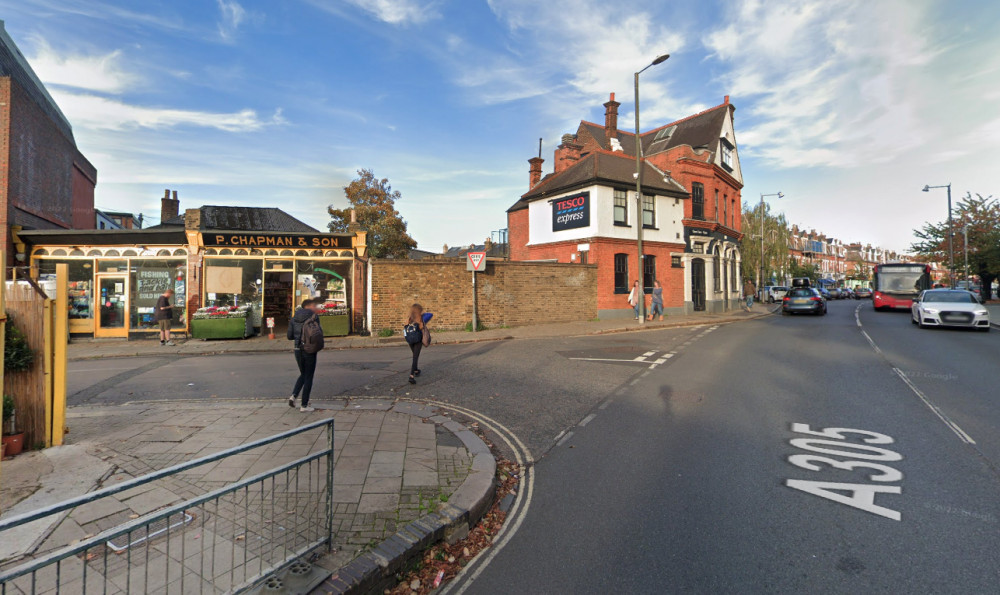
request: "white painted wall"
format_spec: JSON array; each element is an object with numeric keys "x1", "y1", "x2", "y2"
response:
[{"x1": 527, "y1": 184, "x2": 685, "y2": 246}]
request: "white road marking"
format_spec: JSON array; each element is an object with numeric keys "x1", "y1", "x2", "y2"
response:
[
  {"x1": 861, "y1": 330, "x2": 882, "y2": 354},
  {"x1": 556, "y1": 431, "x2": 574, "y2": 446},
  {"x1": 553, "y1": 430, "x2": 565, "y2": 442},
  {"x1": 893, "y1": 368, "x2": 976, "y2": 444},
  {"x1": 786, "y1": 479, "x2": 902, "y2": 521},
  {"x1": 569, "y1": 357, "x2": 653, "y2": 364},
  {"x1": 855, "y1": 304, "x2": 863, "y2": 327},
  {"x1": 630, "y1": 378, "x2": 641, "y2": 386},
  {"x1": 598, "y1": 400, "x2": 611, "y2": 410},
  {"x1": 579, "y1": 414, "x2": 596, "y2": 427}
]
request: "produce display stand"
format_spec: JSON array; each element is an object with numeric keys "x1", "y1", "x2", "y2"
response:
[
  {"x1": 319, "y1": 314, "x2": 350, "y2": 337},
  {"x1": 190, "y1": 306, "x2": 254, "y2": 339}
]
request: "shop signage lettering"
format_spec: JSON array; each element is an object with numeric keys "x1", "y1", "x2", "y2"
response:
[
  {"x1": 689, "y1": 229, "x2": 710, "y2": 236},
  {"x1": 552, "y1": 192, "x2": 590, "y2": 232},
  {"x1": 205, "y1": 234, "x2": 351, "y2": 248}
]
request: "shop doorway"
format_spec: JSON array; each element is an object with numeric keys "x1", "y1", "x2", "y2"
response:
[
  {"x1": 96, "y1": 275, "x2": 129, "y2": 338},
  {"x1": 263, "y1": 271, "x2": 294, "y2": 335}
]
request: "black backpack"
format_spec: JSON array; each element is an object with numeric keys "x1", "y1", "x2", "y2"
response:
[
  {"x1": 301, "y1": 316, "x2": 325, "y2": 354},
  {"x1": 404, "y1": 322, "x2": 422, "y2": 345}
]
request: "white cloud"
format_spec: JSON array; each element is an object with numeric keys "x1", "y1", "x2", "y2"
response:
[
  {"x1": 49, "y1": 89, "x2": 285, "y2": 132},
  {"x1": 316, "y1": 0, "x2": 440, "y2": 25},
  {"x1": 217, "y1": 0, "x2": 248, "y2": 41},
  {"x1": 704, "y1": 0, "x2": 944, "y2": 168},
  {"x1": 27, "y1": 39, "x2": 136, "y2": 93}
]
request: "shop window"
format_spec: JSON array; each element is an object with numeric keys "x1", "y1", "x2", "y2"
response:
[
  {"x1": 614, "y1": 253, "x2": 629, "y2": 294},
  {"x1": 174, "y1": 248, "x2": 187, "y2": 256},
  {"x1": 296, "y1": 250, "x2": 309, "y2": 257},
  {"x1": 692, "y1": 183, "x2": 705, "y2": 220},
  {"x1": 692, "y1": 243, "x2": 704, "y2": 254},
  {"x1": 311, "y1": 250, "x2": 324, "y2": 256},
  {"x1": 265, "y1": 260, "x2": 293, "y2": 270},
  {"x1": 130, "y1": 259, "x2": 186, "y2": 330},
  {"x1": 34, "y1": 249, "x2": 49, "y2": 256},
  {"x1": 672, "y1": 255, "x2": 683, "y2": 268},
  {"x1": 296, "y1": 260, "x2": 351, "y2": 307},
  {"x1": 70, "y1": 249, "x2": 84, "y2": 256},
  {"x1": 642, "y1": 195, "x2": 655, "y2": 228},
  {"x1": 713, "y1": 247, "x2": 721, "y2": 292},
  {"x1": 280, "y1": 249, "x2": 293, "y2": 256},
  {"x1": 37, "y1": 259, "x2": 95, "y2": 320},
  {"x1": 105, "y1": 249, "x2": 120, "y2": 256},
  {"x1": 220, "y1": 249, "x2": 234, "y2": 255},
  {"x1": 264, "y1": 249, "x2": 279, "y2": 256},
  {"x1": 52, "y1": 249, "x2": 67, "y2": 256},
  {"x1": 614, "y1": 189, "x2": 628, "y2": 225},
  {"x1": 579, "y1": 250, "x2": 589, "y2": 264},
  {"x1": 715, "y1": 189, "x2": 720, "y2": 222},
  {"x1": 122, "y1": 249, "x2": 137, "y2": 256},
  {"x1": 250, "y1": 249, "x2": 263, "y2": 256},
  {"x1": 157, "y1": 249, "x2": 171, "y2": 256},
  {"x1": 204, "y1": 248, "x2": 218, "y2": 255},
  {"x1": 98, "y1": 260, "x2": 127, "y2": 273},
  {"x1": 87, "y1": 249, "x2": 101, "y2": 256},
  {"x1": 339, "y1": 250, "x2": 353, "y2": 258},
  {"x1": 204, "y1": 258, "x2": 264, "y2": 328},
  {"x1": 236, "y1": 249, "x2": 249, "y2": 255},
  {"x1": 643, "y1": 255, "x2": 656, "y2": 293}
]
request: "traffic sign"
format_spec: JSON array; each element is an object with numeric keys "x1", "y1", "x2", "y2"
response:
[{"x1": 467, "y1": 252, "x2": 487, "y2": 272}]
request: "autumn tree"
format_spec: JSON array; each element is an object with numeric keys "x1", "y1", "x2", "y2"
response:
[
  {"x1": 911, "y1": 192, "x2": 1000, "y2": 300},
  {"x1": 329, "y1": 169, "x2": 417, "y2": 259},
  {"x1": 739, "y1": 202, "x2": 792, "y2": 284}
]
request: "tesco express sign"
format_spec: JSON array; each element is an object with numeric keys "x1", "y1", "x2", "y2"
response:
[{"x1": 551, "y1": 192, "x2": 590, "y2": 232}]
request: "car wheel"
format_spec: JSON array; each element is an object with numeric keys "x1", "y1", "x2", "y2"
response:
[
  {"x1": 820, "y1": 308, "x2": 827, "y2": 316},
  {"x1": 911, "y1": 313, "x2": 917, "y2": 325},
  {"x1": 917, "y1": 313, "x2": 927, "y2": 329}
]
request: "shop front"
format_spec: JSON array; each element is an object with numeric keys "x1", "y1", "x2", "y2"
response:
[{"x1": 20, "y1": 225, "x2": 367, "y2": 340}]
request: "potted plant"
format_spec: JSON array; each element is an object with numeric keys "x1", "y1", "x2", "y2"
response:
[{"x1": 2, "y1": 394, "x2": 24, "y2": 457}]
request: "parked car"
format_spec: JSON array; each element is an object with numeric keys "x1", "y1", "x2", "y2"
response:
[
  {"x1": 827, "y1": 287, "x2": 842, "y2": 299},
  {"x1": 854, "y1": 287, "x2": 872, "y2": 299},
  {"x1": 911, "y1": 289, "x2": 990, "y2": 331},
  {"x1": 816, "y1": 287, "x2": 832, "y2": 300},
  {"x1": 842, "y1": 288, "x2": 855, "y2": 299},
  {"x1": 782, "y1": 288, "x2": 827, "y2": 316},
  {"x1": 791, "y1": 277, "x2": 812, "y2": 288},
  {"x1": 765, "y1": 286, "x2": 789, "y2": 303},
  {"x1": 955, "y1": 281, "x2": 983, "y2": 299}
]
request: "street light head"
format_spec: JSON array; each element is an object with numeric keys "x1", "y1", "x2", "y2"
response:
[
  {"x1": 777, "y1": 192, "x2": 784, "y2": 198},
  {"x1": 922, "y1": 185, "x2": 930, "y2": 192},
  {"x1": 652, "y1": 54, "x2": 670, "y2": 65}
]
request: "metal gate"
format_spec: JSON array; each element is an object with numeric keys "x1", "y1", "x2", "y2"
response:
[{"x1": 692, "y1": 258, "x2": 706, "y2": 312}]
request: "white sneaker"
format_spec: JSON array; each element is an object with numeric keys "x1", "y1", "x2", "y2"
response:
[
  {"x1": 299, "y1": 406, "x2": 315, "y2": 413},
  {"x1": 288, "y1": 396, "x2": 296, "y2": 408},
  {"x1": 165, "y1": 341, "x2": 176, "y2": 346}
]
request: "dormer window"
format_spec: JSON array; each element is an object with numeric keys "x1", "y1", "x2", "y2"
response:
[{"x1": 720, "y1": 138, "x2": 734, "y2": 171}]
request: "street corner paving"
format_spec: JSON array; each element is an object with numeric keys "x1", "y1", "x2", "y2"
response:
[{"x1": 2, "y1": 2, "x2": 1000, "y2": 594}]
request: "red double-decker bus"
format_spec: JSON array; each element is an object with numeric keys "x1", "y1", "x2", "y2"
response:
[{"x1": 872, "y1": 263, "x2": 932, "y2": 311}]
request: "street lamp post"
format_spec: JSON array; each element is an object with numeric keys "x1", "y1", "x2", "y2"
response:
[
  {"x1": 758, "y1": 192, "x2": 783, "y2": 292},
  {"x1": 634, "y1": 53, "x2": 669, "y2": 324},
  {"x1": 922, "y1": 184, "x2": 954, "y2": 288},
  {"x1": 963, "y1": 224, "x2": 969, "y2": 283}
]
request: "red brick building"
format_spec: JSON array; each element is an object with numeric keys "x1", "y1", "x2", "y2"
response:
[
  {"x1": 0, "y1": 21, "x2": 97, "y2": 267},
  {"x1": 508, "y1": 94, "x2": 744, "y2": 317}
]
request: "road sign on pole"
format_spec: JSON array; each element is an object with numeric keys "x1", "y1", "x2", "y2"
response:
[{"x1": 467, "y1": 252, "x2": 487, "y2": 272}]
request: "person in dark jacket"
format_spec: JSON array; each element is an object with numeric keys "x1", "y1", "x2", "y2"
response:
[{"x1": 287, "y1": 299, "x2": 320, "y2": 412}]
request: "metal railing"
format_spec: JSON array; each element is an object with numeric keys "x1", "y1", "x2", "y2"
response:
[{"x1": 0, "y1": 418, "x2": 334, "y2": 594}]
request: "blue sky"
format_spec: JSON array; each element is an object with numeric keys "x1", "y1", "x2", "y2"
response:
[{"x1": 2, "y1": 0, "x2": 998, "y2": 252}]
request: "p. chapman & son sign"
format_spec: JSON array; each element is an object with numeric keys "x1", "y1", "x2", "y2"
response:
[
  {"x1": 204, "y1": 233, "x2": 353, "y2": 248},
  {"x1": 551, "y1": 191, "x2": 590, "y2": 232}
]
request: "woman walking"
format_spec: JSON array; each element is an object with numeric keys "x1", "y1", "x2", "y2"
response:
[
  {"x1": 627, "y1": 280, "x2": 641, "y2": 320},
  {"x1": 403, "y1": 303, "x2": 425, "y2": 384},
  {"x1": 649, "y1": 280, "x2": 664, "y2": 321}
]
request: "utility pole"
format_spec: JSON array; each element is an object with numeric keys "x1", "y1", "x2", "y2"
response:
[{"x1": 963, "y1": 225, "x2": 969, "y2": 283}]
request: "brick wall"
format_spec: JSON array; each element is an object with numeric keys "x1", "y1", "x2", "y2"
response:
[
  {"x1": 370, "y1": 260, "x2": 597, "y2": 332},
  {"x1": 507, "y1": 208, "x2": 529, "y2": 261}
]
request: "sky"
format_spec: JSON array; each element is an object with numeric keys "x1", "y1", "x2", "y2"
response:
[{"x1": 1, "y1": 0, "x2": 998, "y2": 253}]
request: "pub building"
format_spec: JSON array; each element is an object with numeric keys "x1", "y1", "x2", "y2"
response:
[{"x1": 18, "y1": 194, "x2": 368, "y2": 339}]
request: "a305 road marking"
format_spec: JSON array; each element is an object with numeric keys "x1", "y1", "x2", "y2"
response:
[{"x1": 784, "y1": 423, "x2": 903, "y2": 521}]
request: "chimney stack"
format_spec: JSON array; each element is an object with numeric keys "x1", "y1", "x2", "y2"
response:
[
  {"x1": 528, "y1": 156, "x2": 544, "y2": 188},
  {"x1": 161, "y1": 189, "x2": 180, "y2": 223},
  {"x1": 603, "y1": 92, "x2": 620, "y2": 140},
  {"x1": 554, "y1": 134, "x2": 582, "y2": 174},
  {"x1": 724, "y1": 95, "x2": 730, "y2": 104}
]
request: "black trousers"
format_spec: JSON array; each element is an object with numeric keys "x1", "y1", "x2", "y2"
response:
[
  {"x1": 293, "y1": 349, "x2": 317, "y2": 406},
  {"x1": 409, "y1": 342, "x2": 422, "y2": 375}
]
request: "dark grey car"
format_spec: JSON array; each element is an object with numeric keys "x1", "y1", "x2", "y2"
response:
[{"x1": 782, "y1": 288, "x2": 827, "y2": 316}]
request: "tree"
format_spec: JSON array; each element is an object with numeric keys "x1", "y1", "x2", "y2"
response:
[
  {"x1": 789, "y1": 258, "x2": 820, "y2": 282},
  {"x1": 847, "y1": 257, "x2": 872, "y2": 283},
  {"x1": 911, "y1": 193, "x2": 1000, "y2": 300},
  {"x1": 740, "y1": 202, "x2": 792, "y2": 284},
  {"x1": 329, "y1": 169, "x2": 417, "y2": 259}
]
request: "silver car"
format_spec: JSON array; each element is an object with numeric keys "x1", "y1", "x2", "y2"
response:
[{"x1": 911, "y1": 289, "x2": 990, "y2": 331}]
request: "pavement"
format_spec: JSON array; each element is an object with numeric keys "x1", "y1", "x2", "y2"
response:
[
  {"x1": 987, "y1": 302, "x2": 1000, "y2": 328},
  {"x1": 66, "y1": 306, "x2": 769, "y2": 361},
  {"x1": 0, "y1": 398, "x2": 494, "y2": 593}
]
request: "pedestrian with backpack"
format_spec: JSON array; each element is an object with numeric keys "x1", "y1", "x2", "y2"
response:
[
  {"x1": 287, "y1": 299, "x2": 324, "y2": 412},
  {"x1": 403, "y1": 303, "x2": 426, "y2": 385}
]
